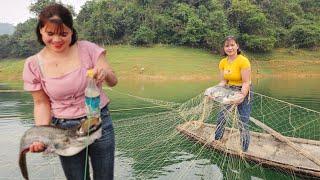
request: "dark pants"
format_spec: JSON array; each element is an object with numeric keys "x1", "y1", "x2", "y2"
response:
[
  {"x1": 52, "y1": 106, "x2": 115, "y2": 180},
  {"x1": 214, "y1": 85, "x2": 253, "y2": 152}
]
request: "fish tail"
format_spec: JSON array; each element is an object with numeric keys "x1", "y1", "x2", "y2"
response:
[{"x1": 19, "y1": 148, "x2": 30, "y2": 180}]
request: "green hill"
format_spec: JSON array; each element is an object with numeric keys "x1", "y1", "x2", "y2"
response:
[{"x1": 0, "y1": 45, "x2": 319, "y2": 88}]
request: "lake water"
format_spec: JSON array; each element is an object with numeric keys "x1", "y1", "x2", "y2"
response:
[{"x1": 0, "y1": 77, "x2": 319, "y2": 180}]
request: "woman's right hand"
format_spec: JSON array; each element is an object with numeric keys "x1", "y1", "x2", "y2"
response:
[{"x1": 29, "y1": 142, "x2": 45, "y2": 153}]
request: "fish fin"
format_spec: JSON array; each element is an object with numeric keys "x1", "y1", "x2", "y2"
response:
[
  {"x1": 19, "y1": 148, "x2": 30, "y2": 180},
  {"x1": 73, "y1": 123, "x2": 82, "y2": 130},
  {"x1": 43, "y1": 147, "x2": 55, "y2": 155}
]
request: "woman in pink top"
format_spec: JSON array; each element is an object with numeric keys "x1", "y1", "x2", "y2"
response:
[{"x1": 22, "y1": 3, "x2": 117, "y2": 180}]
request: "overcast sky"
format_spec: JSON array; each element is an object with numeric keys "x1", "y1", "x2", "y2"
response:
[{"x1": 0, "y1": 0, "x2": 88, "y2": 25}]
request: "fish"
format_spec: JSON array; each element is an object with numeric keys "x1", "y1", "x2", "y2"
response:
[
  {"x1": 78, "y1": 117, "x2": 101, "y2": 136},
  {"x1": 19, "y1": 125, "x2": 101, "y2": 180},
  {"x1": 204, "y1": 85, "x2": 242, "y2": 104}
]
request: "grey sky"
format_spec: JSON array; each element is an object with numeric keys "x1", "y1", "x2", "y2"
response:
[{"x1": 0, "y1": 0, "x2": 88, "y2": 25}]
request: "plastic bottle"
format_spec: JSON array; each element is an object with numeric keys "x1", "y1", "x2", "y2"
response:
[{"x1": 81, "y1": 69, "x2": 101, "y2": 135}]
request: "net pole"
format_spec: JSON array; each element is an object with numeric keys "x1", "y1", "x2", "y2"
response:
[{"x1": 250, "y1": 117, "x2": 320, "y2": 167}]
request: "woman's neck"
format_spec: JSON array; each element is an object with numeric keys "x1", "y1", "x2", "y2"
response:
[
  {"x1": 42, "y1": 45, "x2": 73, "y2": 60},
  {"x1": 227, "y1": 54, "x2": 238, "y2": 62}
]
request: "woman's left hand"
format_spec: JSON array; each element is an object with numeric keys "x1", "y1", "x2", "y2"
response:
[
  {"x1": 231, "y1": 93, "x2": 245, "y2": 104},
  {"x1": 93, "y1": 67, "x2": 108, "y2": 85}
]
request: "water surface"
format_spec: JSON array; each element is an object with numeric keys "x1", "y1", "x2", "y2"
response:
[{"x1": 0, "y1": 77, "x2": 319, "y2": 179}]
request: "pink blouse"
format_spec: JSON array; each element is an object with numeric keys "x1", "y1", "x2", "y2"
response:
[{"x1": 23, "y1": 41, "x2": 109, "y2": 119}]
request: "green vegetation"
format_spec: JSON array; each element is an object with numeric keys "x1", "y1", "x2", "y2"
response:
[
  {"x1": 1, "y1": 0, "x2": 320, "y2": 59},
  {"x1": 107, "y1": 45, "x2": 216, "y2": 79},
  {"x1": 0, "y1": 59, "x2": 24, "y2": 81},
  {"x1": 0, "y1": 45, "x2": 319, "y2": 88}
]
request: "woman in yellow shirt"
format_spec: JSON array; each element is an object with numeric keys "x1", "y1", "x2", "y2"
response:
[{"x1": 214, "y1": 36, "x2": 253, "y2": 152}]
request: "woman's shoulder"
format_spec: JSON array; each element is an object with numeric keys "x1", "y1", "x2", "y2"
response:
[
  {"x1": 238, "y1": 54, "x2": 250, "y2": 62},
  {"x1": 24, "y1": 54, "x2": 38, "y2": 65},
  {"x1": 220, "y1": 57, "x2": 228, "y2": 62},
  {"x1": 77, "y1": 40, "x2": 101, "y2": 49},
  {"x1": 78, "y1": 40, "x2": 92, "y2": 45},
  {"x1": 237, "y1": 54, "x2": 251, "y2": 68},
  {"x1": 23, "y1": 54, "x2": 41, "y2": 75}
]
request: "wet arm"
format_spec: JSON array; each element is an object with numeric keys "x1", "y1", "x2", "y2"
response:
[
  {"x1": 31, "y1": 90, "x2": 51, "y2": 126},
  {"x1": 241, "y1": 68, "x2": 251, "y2": 96},
  {"x1": 96, "y1": 54, "x2": 118, "y2": 87},
  {"x1": 218, "y1": 70, "x2": 227, "y2": 86}
]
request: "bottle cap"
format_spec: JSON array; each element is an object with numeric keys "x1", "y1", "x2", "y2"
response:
[{"x1": 87, "y1": 69, "x2": 94, "y2": 78}]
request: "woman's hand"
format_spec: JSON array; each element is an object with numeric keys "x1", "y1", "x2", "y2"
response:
[
  {"x1": 92, "y1": 67, "x2": 111, "y2": 85},
  {"x1": 231, "y1": 92, "x2": 245, "y2": 104},
  {"x1": 94, "y1": 54, "x2": 118, "y2": 87},
  {"x1": 29, "y1": 141, "x2": 45, "y2": 153}
]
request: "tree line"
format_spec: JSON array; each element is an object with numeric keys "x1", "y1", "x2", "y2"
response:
[{"x1": 0, "y1": 0, "x2": 319, "y2": 59}]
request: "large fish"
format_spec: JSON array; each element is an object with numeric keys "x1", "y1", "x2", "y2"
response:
[
  {"x1": 19, "y1": 125, "x2": 101, "y2": 180},
  {"x1": 204, "y1": 85, "x2": 243, "y2": 104}
]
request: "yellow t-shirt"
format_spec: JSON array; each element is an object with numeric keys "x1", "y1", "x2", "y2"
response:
[{"x1": 219, "y1": 55, "x2": 251, "y2": 86}]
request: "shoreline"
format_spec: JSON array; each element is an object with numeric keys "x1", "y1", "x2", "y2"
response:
[
  {"x1": 0, "y1": 46, "x2": 319, "y2": 84},
  {"x1": 116, "y1": 72, "x2": 320, "y2": 81},
  {"x1": 1, "y1": 71, "x2": 320, "y2": 84}
]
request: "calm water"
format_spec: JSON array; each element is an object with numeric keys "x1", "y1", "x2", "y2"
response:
[{"x1": 0, "y1": 77, "x2": 319, "y2": 180}]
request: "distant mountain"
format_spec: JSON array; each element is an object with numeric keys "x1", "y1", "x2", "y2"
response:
[{"x1": 0, "y1": 23, "x2": 15, "y2": 35}]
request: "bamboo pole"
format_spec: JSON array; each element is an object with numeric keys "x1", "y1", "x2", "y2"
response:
[{"x1": 250, "y1": 117, "x2": 320, "y2": 167}]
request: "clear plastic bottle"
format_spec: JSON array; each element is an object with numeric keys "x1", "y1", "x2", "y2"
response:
[{"x1": 80, "y1": 69, "x2": 101, "y2": 135}]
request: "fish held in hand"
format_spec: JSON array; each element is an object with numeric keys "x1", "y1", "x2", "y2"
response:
[
  {"x1": 19, "y1": 125, "x2": 101, "y2": 180},
  {"x1": 78, "y1": 117, "x2": 101, "y2": 136},
  {"x1": 204, "y1": 85, "x2": 242, "y2": 104}
]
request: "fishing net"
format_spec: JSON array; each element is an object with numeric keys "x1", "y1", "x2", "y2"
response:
[
  {"x1": 0, "y1": 87, "x2": 319, "y2": 179},
  {"x1": 111, "y1": 88, "x2": 320, "y2": 179}
]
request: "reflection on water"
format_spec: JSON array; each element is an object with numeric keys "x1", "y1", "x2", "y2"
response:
[
  {"x1": 253, "y1": 77, "x2": 320, "y2": 111},
  {"x1": 114, "y1": 77, "x2": 320, "y2": 111},
  {"x1": 0, "y1": 77, "x2": 319, "y2": 179},
  {"x1": 158, "y1": 155, "x2": 223, "y2": 180}
]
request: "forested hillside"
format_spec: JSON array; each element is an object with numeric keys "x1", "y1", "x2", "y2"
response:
[{"x1": 0, "y1": 0, "x2": 319, "y2": 59}]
